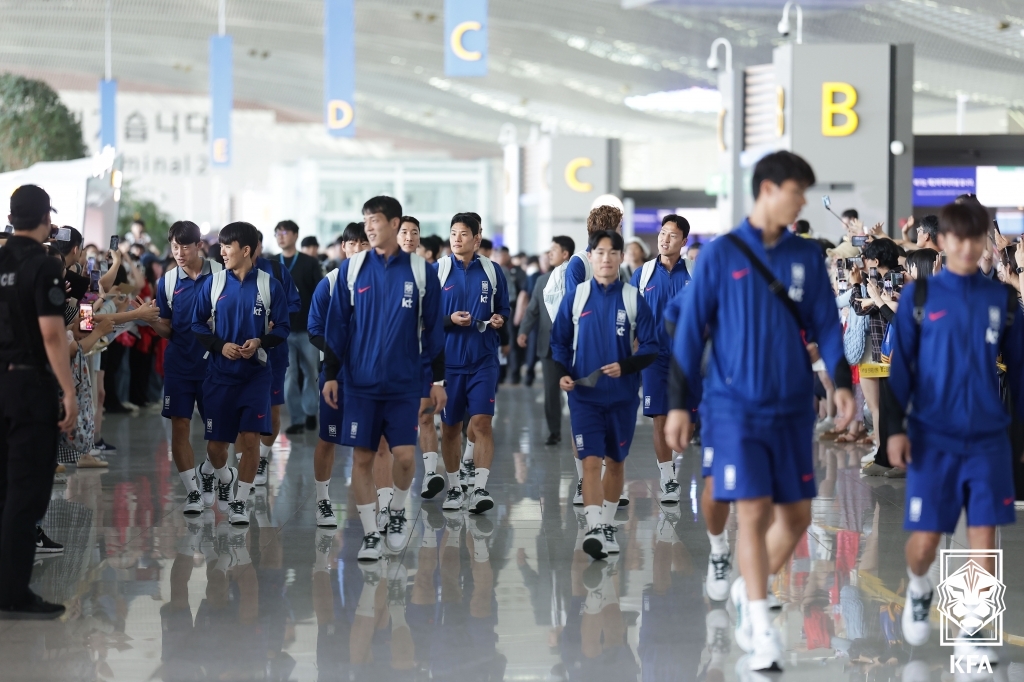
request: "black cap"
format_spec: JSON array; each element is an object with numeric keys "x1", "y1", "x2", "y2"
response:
[
  {"x1": 10, "y1": 185, "x2": 56, "y2": 230},
  {"x1": 300, "y1": 236, "x2": 319, "y2": 248}
]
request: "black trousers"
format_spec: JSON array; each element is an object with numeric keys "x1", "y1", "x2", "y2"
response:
[
  {"x1": 128, "y1": 347, "x2": 152, "y2": 406},
  {"x1": 874, "y1": 377, "x2": 897, "y2": 467},
  {"x1": 103, "y1": 341, "x2": 127, "y2": 409},
  {"x1": 0, "y1": 368, "x2": 58, "y2": 607},
  {"x1": 540, "y1": 357, "x2": 563, "y2": 438}
]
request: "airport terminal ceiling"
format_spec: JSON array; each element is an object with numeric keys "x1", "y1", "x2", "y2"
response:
[{"x1": 3, "y1": 0, "x2": 1024, "y2": 154}]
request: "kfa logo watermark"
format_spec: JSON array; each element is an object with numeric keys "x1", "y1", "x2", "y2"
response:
[{"x1": 938, "y1": 548, "x2": 1005, "y2": 674}]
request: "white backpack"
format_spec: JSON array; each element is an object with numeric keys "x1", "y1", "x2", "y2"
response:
[
  {"x1": 570, "y1": 280, "x2": 638, "y2": 365},
  {"x1": 637, "y1": 256, "x2": 697, "y2": 297},
  {"x1": 163, "y1": 259, "x2": 223, "y2": 310},
  {"x1": 317, "y1": 269, "x2": 341, "y2": 361},
  {"x1": 436, "y1": 254, "x2": 498, "y2": 314},
  {"x1": 346, "y1": 250, "x2": 428, "y2": 351},
  {"x1": 543, "y1": 250, "x2": 591, "y2": 321},
  {"x1": 205, "y1": 267, "x2": 272, "y2": 362}
]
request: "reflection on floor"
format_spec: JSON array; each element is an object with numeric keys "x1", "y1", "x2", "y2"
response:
[{"x1": 9, "y1": 386, "x2": 1024, "y2": 681}]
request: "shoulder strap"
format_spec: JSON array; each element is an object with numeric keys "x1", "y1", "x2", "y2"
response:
[
  {"x1": 326, "y1": 267, "x2": 339, "y2": 295},
  {"x1": 209, "y1": 259, "x2": 224, "y2": 273},
  {"x1": 572, "y1": 251, "x2": 593, "y2": 282},
  {"x1": 542, "y1": 261, "x2": 568, "y2": 321},
  {"x1": 623, "y1": 283, "x2": 639, "y2": 347},
  {"x1": 638, "y1": 259, "x2": 657, "y2": 295},
  {"x1": 570, "y1": 280, "x2": 593, "y2": 366},
  {"x1": 208, "y1": 270, "x2": 228, "y2": 335},
  {"x1": 478, "y1": 255, "x2": 497, "y2": 313},
  {"x1": 347, "y1": 251, "x2": 369, "y2": 306},
  {"x1": 164, "y1": 267, "x2": 180, "y2": 310},
  {"x1": 725, "y1": 233, "x2": 805, "y2": 332},
  {"x1": 683, "y1": 257, "x2": 696, "y2": 279},
  {"x1": 912, "y1": 278, "x2": 929, "y2": 326},
  {"x1": 437, "y1": 256, "x2": 453, "y2": 286},
  {"x1": 256, "y1": 269, "x2": 271, "y2": 335},
  {"x1": 411, "y1": 253, "x2": 427, "y2": 354},
  {"x1": 270, "y1": 259, "x2": 282, "y2": 283}
]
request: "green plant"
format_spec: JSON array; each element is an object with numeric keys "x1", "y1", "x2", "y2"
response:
[
  {"x1": 0, "y1": 73, "x2": 86, "y2": 172},
  {"x1": 118, "y1": 183, "x2": 171, "y2": 253}
]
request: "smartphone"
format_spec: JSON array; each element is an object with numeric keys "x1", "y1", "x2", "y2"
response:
[
  {"x1": 869, "y1": 266, "x2": 878, "y2": 281},
  {"x1": 90, "y1": 269, "x2": 100, "y2": 292},
  {"x1": 883, "y1": 279, "x2": 893, "y2": 295},
  {"x1": 941, "y1": 254, "x2": 947, "y2": 268},
  {"x1": 79, "y1": 303, "x2": 94, "y2": 332},
  {"x1": 3, "y1": 224, "x2": 11, "y2": 233},
  {"x1": 893, "y1": 272, "x2": 904, "y2": 287},
  {"x1": 49, "y1": 226, "x2": 71, "y2": 241},
  {"x1": 87, "y1": 256, "x2": 96, "y2": 273},
  {"x1": 851, "y1": 235, "x2": 867, "y2": 248},
  {"x1": 109, "y1": 235, "x2": 119, "y2": 251},
  {"x1": 822, "y1": 195, "x2": 831, "y2": 210}
]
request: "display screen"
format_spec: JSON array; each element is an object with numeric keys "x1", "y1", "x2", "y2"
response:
[{"x1": 914, "y1": 166, "x2": 1024, "y2": 208}]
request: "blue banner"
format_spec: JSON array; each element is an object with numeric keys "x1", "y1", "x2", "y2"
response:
[
  {"x1": 209, "y1": 35, "x2": 233, "y2": 167},
  {"x1": 445, "y1": 0, "x2": 488, "y2": 77},
  {"x1": 99, "y1": 79, "x2": 117, "y2": 149},
  {"x1": 912, "y1": 166, "x2": 976, "y2": 207},
  {"x1": 324, "y1": 0, "x2": 355, "y2": 137}
]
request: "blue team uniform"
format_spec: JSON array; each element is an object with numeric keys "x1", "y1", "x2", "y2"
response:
[
  {"x1": 156, "y1": 260, "x2": 218, "y2": 420},
  {"x1": 436, "y1": 255, "x2": 511, "y2": 426},
  {"x1": 256, "y1": 256, "x2": 301, "y2": 406},
  {"x1": 889, "y1": 272, "x2": 1024, "y2": 533},
  {"x1": 550, "y1": 279, "x2": 658, "y2": 462},
  {"x1": 323, "y1": 250, "x2": 444, "y2": 449},
  {"x1": 563, "y1": 252, "x2": 590, "y2": 303},
  {"x1": 671, "y1": 220, "x2": 847, "y2": 503},
  {"x1": 191, "y1": 267, "x2": 290, "y2": 442},
  {"x1": 630, "y1": 258, "x2": 692, "y2": 416},
  {"x1": 308, "y1": 273, "x2": 343, "y2": 444}
]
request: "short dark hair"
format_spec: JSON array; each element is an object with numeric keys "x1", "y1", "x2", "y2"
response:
[
  {"x1": 588, "y1": 230, "x2": 624, "y2": 252},
  {"x1": 256, "y1": 230, "x2": 264, "y2": 243},
  {"x1": 362, "y1": 196, "x2": 403, "y2": 222},
  {"x1": 52, "y1": 226, "x2": 83, "y2": 255},
  {"x1": 794, "y1": 219, "x2": 811, "y2": 235},
  {"x1": 751, "y1": 151, "x2": 816, "y2": 199},
  {"x1": 919, "y1": 214, "x2": 939, "y2": 242},
  {"x1": 275, "y1": 220, "x2": 299, "y2": 234},
  {"x1": 451, "y1": 212, "x2": 481, "y2": 237},
  {"x1": 661, "y1": 214, "x2": 691, "y2": 238},
  {"x1": 341, "y1": 222, "x2": 367, "y2": 243},
  {"x1": 479, "y1": 238, "x2": 493, "y2": 251},
  {"x1": 400, "y1": 215, "x2": 420, "y2": 227},
  {"x1": 300, "y1": 236, "x2": 319, "y2": 248},
  {"x1": 687, "y1": 241, "x2": 702, "y2": 250},
  {"x1": 841, "y1": 209, "x2": 859, "y2": 221},
  {"x1": 168, "y1": 220, "x2": 201, "y2": 245},
  {"x1": 938, "y1": 201, "x2": 989, "y2": 240},
  {"x1": 219, "y1": 221, "x2": 259, "y2": 255},
  {"x1": 527, "y1": 255, "x2": 539, "y2": 266},
  {"x1": 131, "y1": 218, "x2": 146, "y2": 229},
  {"x1": 862, "y1": 237, "x2": 900, "y2": 270},
  {"x1": 552, "y1": 235, "x2": 575, "y2": 255},
  {"x1": 907, "y1": 248, "x2": 939, "y2": 279},
  {"x1": 420, "y1": 235, "x2": 443, "y2": 260}
]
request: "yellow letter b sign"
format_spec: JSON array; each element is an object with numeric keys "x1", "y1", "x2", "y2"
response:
[{"x1": 822, "y1": 82, "x2": 858, "y2": 137}]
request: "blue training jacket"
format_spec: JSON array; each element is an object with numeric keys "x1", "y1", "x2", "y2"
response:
[
  {"x1": 156, "y1": 261, "x2": 218, "y2": 381},
  {"x1": 436, "y1": 254, "x2": 511, "y2": 374},
  {"x1": 256, "y1": 255, "x2": 301, "y2": 372},
  {"x1": 630, "y1": 257, "x2": 691, "y2": 364},
  {"x1": 190, "y1": 267, "x2": 291, "y2": 385},
  {"x1": 889, "y1": 271, "x2": 1024, "y2": 452},
  {"x1": 307, "y1": 273, "x2": 333, "y2": 382},
  {"x1": 672, "y1": 219, "x2": 845, "y2": 421},
  {"x1": 323, "y1": 249, "x2": 444, "y2": 399},
  {"x1": 564, "y1": 251, "x2": 590, "y2": 302},
  {"x1": 550, "y1": 279, "x2": 659, "y2": 406}
]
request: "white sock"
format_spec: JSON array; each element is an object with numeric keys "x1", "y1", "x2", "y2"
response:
[
  {"x1": 235, "y1": 481, "x2": 253, "y2": 505},
  {"x1": 658, "y1": 461, "x2": 674, "y2": 483},
  {"x1": 357, "y1": 503, "x2": 378, "y2": 536},
  {"x1": 423, "y1": 451, "x2": 438, "y2": 473},
  {"x1": 748, "y1": 599, "x2": 770, "y2": 634},
  {"x1": 447, "y1": 469, "x2": 460, "y2": 489},
  {"x1": 259, "y1": 442, "x2": 272, "y2": 459},
  {"x1": 180, "y1": 470, "x2": 198, "y2": 494},
  {"x1": 421, "y1": 531, "x2": 437, "y2": 548},
  {"x1": 463, "y1": 441, "x2": 475, "y2": 463},
  {"x1": 474, "y1": 467, "x2": 490, "y2": 490},
  {"x1": 391, "y1": 485, "x2": 409, "y2": 512},
  {"x1": 708, "y1": 530, "x2": 729, "y2": 555},
  {"x1": 356, "y1": 582, "x2": 376, "y2": 617},
  {"x1": 315, "y1": 479, "x2": 331, "y2": 501},
  {"x1": 584, "y1": 505, "x2": 602, "y2": 530},
  {"x1": 574, "y1": 458, "x2": 583, "y2": 479},
  {"x1": 907, "y1": 567, "x2": 932, "y2": 595},
  {"x1": 601, "y1": 499, "x2": 617, "y2": 526},
  {"x1": 215, "y1": 465, "x2": 233, "y2": 484},
  {"x1": 200, "y1": 460, "x2": 215, "y2": 476},
  {"x1": 377, "y1": 486, "x2": 394, "y2": 512},
  {"x1": 445, "y1": 529, "x2": 461, "y2": 548},
  {"x1": 389, "y1": 603, "x2": 408, "y2": 629},
  {"x1": 472, "y1": 536, "x2": 490, "y2": 562}
]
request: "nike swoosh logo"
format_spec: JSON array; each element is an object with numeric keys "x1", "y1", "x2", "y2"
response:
[
  {"x1": 580, "y1": 310, "x2": 593, "y2": 317},
  {"x1": 174, "y1": 288, "x2": 185, "y2": 295},
  {"x1": 619, "y1": 441, "x2": 627, "y2": 447},
  {"x1": 732, "y1": 268, "x2": 750, "y2": 280},
  {"x1": 802, "y1": 473, "x2": 814, "y2": 482},
  {"x1": 928, "y1": 310, "x2": 947, "y2": 321},
  {"x1": 357, "y1": 286, "x2": 371, "y2": 294},
  {"x1": 444, "y1": 285, "x2": 455, "y2": 291},
  {"x1": 645, "y1": 286, "x2": 655, "y2": 292},
  {"x1": 218, "y1": 295, "x2": 227, "y2": 301},
  {"x1": 489, "y1": 399, "x2": 495, "y2": 403},
  {"x1": 257, "y1": 414, "x2": 266, "y2": 419},
  {"x1": 272, "y1": 390, "x2": 280, "y2": 395}
]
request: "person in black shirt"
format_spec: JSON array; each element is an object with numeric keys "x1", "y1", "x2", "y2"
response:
[
  {"x1": 272, "y1": 220, "x2": 324, "y2": 433},
  {"x1": 0, "y1": 184, "x2": 77, "y2": 619}
]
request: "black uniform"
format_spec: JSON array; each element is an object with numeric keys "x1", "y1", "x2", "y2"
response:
[{"x1": 0, "y1": 235, "x2": 65, "y2": 608}]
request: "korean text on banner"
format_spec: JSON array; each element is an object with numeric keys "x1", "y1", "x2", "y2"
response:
[
  {"x1": 324, "y1": 0, "x2": 355, "y2": 137},
  {"x1": 209, "y1": 34, "x2": 233, "y2": 167},
  {"x1": 444, "y1": 0, "x2": 488, "y2": 77}
]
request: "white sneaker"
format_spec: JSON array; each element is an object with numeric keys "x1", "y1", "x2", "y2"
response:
[
  {"x1": 901, "y1": 581, "x2": 934, "y2": 646},
  {"x1": 459, "y1": 461, "x2": 475, "y2": 490},
  {"x1": 706, "y1": 607, "x2": 732, "y2": 657},
  {"x1": 315, "y1": 499, "x2": 337, "y2": 527},
  {"x1": 376, "y1": 506, "x2": 390, "y2": 534},
  {"x1": 731, "y1": 577, "x2": 753, "y2": 653},
  {"x1": 582, "y1": 526, "x2": 607, "y2": 560},
  {"x1": 618, "y1": 487, "x2": 630, "y2": 508},
  {"x1": 357, "y1": 532, "x2": 383, "y2": 562},
  {"x1": 815, "y1": 417, "x2": 834, "y2": 432},
  {"x1": 601, "y1": 524, "x2": 620, "y2": 554},
  {"x1": 466, "y1": 513, "x2": 494, "y2": 540},
  {"x1": 227, "y1": 499, "x2": 249, "y2": 525},
  {"x1": 706, "y1": 551, "x2": 733, "y2": 601},
  {"x1": 467, "y1": 488, "x2": 494, "y2": 515},
  {"x1": 183, "y1": 490, "x2": 203, "y2": 515},
  {"x1": 660, "y1": 478, "x2": 681, "y2": 504},
  {"x1": 442, "y1": 486, "x2": 465, "y2": 511},
  {"x1": 766, "y1": 588, "x2": 783, "y2": 611},
  {"x1": 747, "y1": 626, "x2": 784, "y2": 672},
  {"x1": 314, "y1": 528, "x2": 335, "y2": 571},
  {"x1": 421, "y1": 471, "x2": 445, "y2": 499},
  {"x1": 254, "y1": 458, "x2": 269, "y2": 486},
  {"x1": 385, "y1": 509, "x2": 411, "y2": 553},
  {"x1": 217, "y1": 467, "x2": 237, "y2": 511},
  {"x1": 572, "y1": 479, "x2": 583, "y2": 506},
  {"x1": 861, "y1": 450, "x2": 876, "y2": 464},
  {"x1": 953, "y1": 632, "x2": 998, "y2": 665},
  {"x1": 196, "y1": 464, "x2": 216, "y2": 508}
]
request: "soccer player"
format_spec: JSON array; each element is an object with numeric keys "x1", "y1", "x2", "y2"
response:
[
  {"x1": 630, "y1": 214, "x2": 694, "y2": 504},
  {"x1": 152, "y1": 220, "x2": 222, "y2": 514},
  {"x1": 323, "y1": 196, "x2": 446, "y2": 561},
  {"x1": 665, "y1": 151, "x2": 855, "y2": 672},
  {"x1": 436, "y1": 213, "x2": 510, "y2": 514},
  {"x1": 341, "y1": 222, "x2": 370, "y2": 258},
  {"x1": 192, "y1": 222, "x2": 290, "y2": 525},
  {"x1": 550, "y1": 230, "x2": 658, "y2": 560},
  {"x1": 888, "y1": 201, "x2": 1024, "y2": 658}
]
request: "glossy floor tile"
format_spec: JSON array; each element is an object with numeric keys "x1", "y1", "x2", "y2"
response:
[{"x1": 15, "y1": 387, "x2": 1024, "y2": 681}]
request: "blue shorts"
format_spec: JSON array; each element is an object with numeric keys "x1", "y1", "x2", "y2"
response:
[
  {"x1": 203, "y1": 375, "x2": 272, "y2": 442},
  {"x1": 318, "y1": 373, "x2": 344, "y2": 445},
  {"x1": 905, "y1": 438, "x2": 1016, "y2": 533},
  {"x1": 703, "y1": 415, "x2": 816, "y2": 503},
  {"x1": 342, "y1": 394, "x2": 419, "y2": 449},
  {"x1": 641, "y1": 362, "x2": 668, "y2": 417},
  {"x1": 441, "y1": 364, "x2": 498, "y2": 426},
  {"x1": 271, "y1": 363, "x2": 286, "y2": 406},
  {"x1": 422, "y1": 367, "x2": 433, "y2": 399},
  {"x1": 162, "y1": 375, "x2": 206, "y2": 421},
  {"x1": 568, "y1": 395, "x2": 638, "y2": 463}
]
